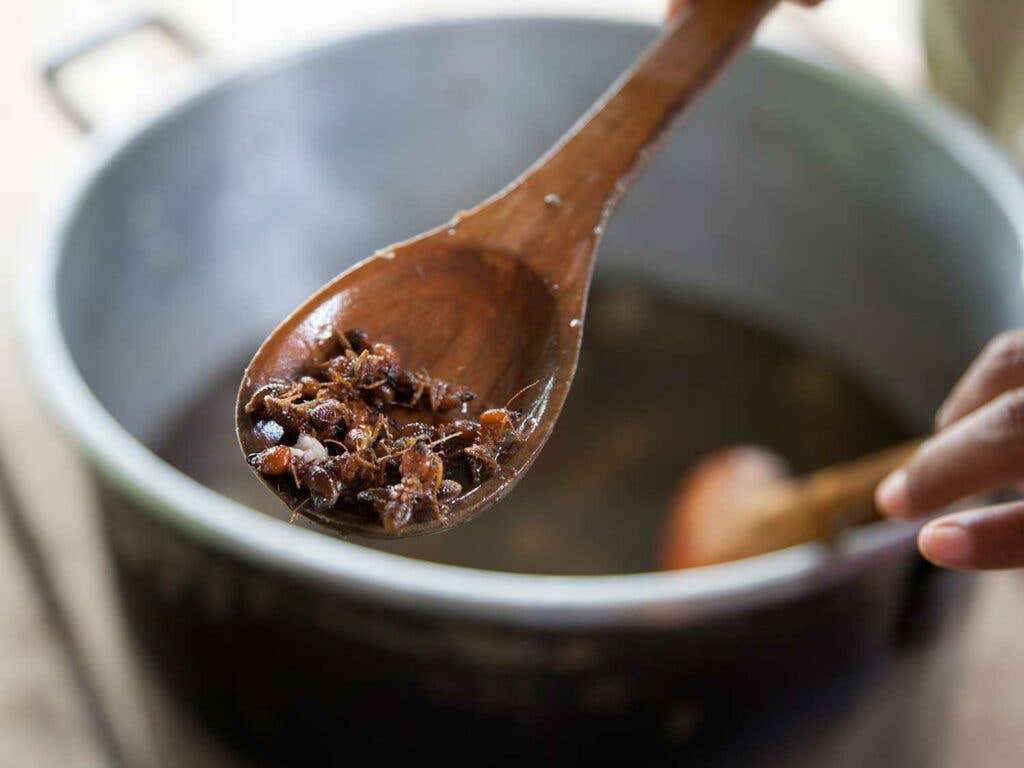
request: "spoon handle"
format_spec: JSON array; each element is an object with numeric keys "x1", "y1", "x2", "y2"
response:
[
  {"x1": 467, "y1": 0, "x2": 779, "y2": 272},
  {"x1": 731, "y1": 439, "x2": 925, "y2": 560}
]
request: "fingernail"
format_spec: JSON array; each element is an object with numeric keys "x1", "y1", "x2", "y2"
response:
[
  {"x1": 919, "y1": 522, "x2": 972, "y2": 568},
  {"x1": 875, "y1": 469, "x2": 909, "y2": 517}
]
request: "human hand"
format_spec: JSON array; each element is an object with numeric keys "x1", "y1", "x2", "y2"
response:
[{"x1": 876, "y1": 330, "x2": 1024, "y2": 570}]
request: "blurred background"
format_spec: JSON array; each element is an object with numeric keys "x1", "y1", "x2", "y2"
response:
[{"x1": 2, "y1": 0, "x2": 1024, "y2": 765}]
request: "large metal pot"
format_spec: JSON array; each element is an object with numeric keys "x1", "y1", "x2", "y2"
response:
[{"x1": 22, "y1": 14, "x2": 1024, "y2": 767}]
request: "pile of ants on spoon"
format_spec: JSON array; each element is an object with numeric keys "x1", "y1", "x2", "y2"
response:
[
  {"x1": 244, "y1": 328, "x2": 534, "y2": 533},
  {"x1": 238, "y1": 0, "x2": 918, "y2": 559}
]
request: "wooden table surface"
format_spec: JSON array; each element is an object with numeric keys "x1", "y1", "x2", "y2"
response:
[{"x1": 1, "y1": 1, "x2": 1021, "y2": 765}]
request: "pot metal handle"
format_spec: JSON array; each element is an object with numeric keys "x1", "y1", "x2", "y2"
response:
[{"x1": 42, "y1": 14, "x2": 205, "y2": 133}]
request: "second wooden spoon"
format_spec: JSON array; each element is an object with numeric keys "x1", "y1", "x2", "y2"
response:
[{"x1": 661, "y1": 440, "x2": 924, "y2": 569}]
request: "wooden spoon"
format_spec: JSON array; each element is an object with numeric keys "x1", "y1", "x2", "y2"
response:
[
  {"x1": 660, "y1": 439, "x2": 924, "y2": 569},
  {"x1": 237, "y1": 0, "x2": 793, "y2": 538}
]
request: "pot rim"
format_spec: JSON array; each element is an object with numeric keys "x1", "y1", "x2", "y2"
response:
[{"x1": 19, "y1": 15, "x2": 1023, "y2": 628}]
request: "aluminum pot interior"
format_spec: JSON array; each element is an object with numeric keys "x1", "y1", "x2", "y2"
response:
[{"x1": 23, "y1": 17, "x2": 1024, "y2": 622}]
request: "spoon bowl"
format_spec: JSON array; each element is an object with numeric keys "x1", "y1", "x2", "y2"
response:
[{"x1": 237, "y1": 238, "x2": 567, "y2": 536}]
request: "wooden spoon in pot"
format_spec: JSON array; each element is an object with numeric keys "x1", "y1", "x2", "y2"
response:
[
  {"x1": 660, "y1": 439, "x2": 923, "y2": 569},
  {"x1": 237, "y1": 0, "x2": 806, "y2": 538}
]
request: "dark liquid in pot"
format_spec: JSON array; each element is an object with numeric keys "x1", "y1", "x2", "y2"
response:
[{"x1": 154, "y1": 277, "x2": 910, "y2": 575}]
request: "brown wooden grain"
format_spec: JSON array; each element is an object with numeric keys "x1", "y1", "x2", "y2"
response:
[{"x1": 237, "y1": 0, "x2": 784, "y2": 537}]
